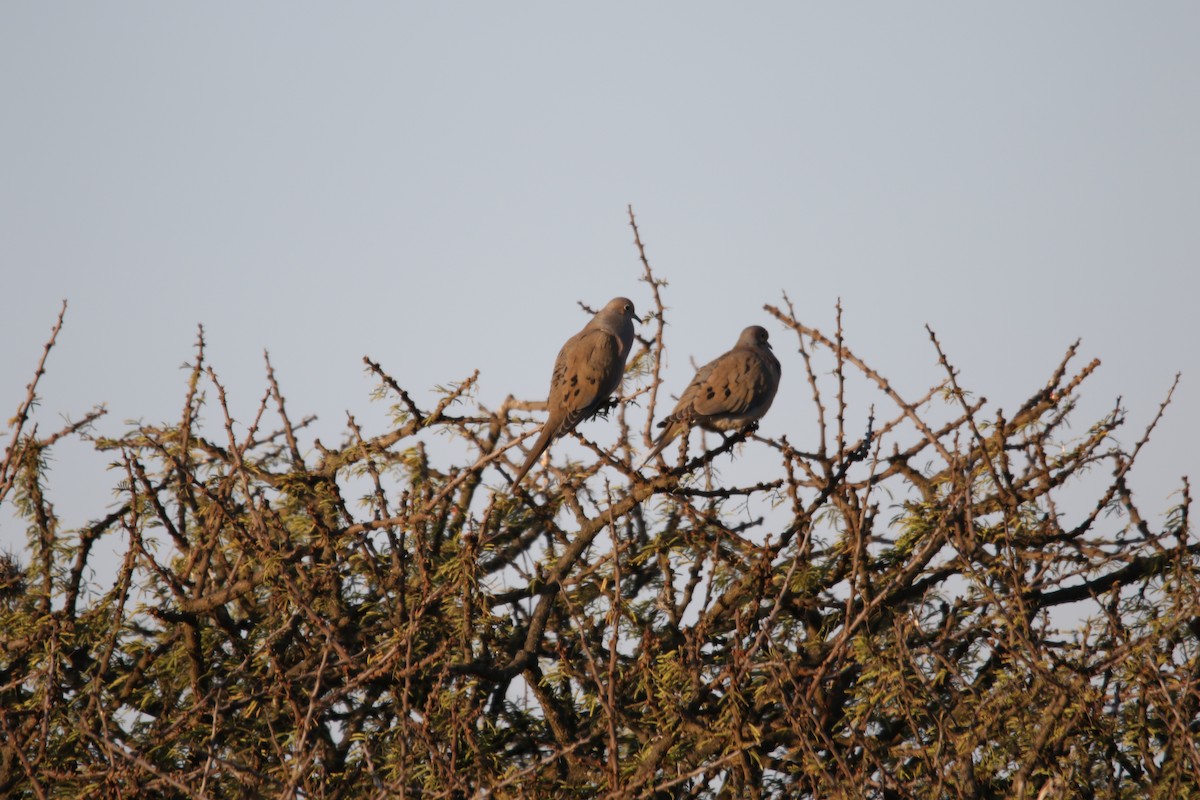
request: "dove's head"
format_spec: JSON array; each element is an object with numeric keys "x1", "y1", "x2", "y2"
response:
[
  {"x1": 590, "y1": 297, "x2": 637, "y2": 351},
  {"x1": 739, "y1": 325, "x2": 772, "y2": 350},
  {"x1": 594, "y1": 297, "x2": 637, "y2": 329},
  {"x1": 605, "y1": 297, "x2": 636, "y2": 319}
]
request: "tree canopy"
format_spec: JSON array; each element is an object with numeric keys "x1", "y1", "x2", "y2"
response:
[{"x1": 1, "y1": 231, "x2": 1194, "y2": 799}]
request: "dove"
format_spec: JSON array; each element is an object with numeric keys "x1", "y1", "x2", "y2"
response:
[
  {"x1": 640, "y1": 325, "x2": 781, "y2": 469},
  {"x1": 511, "y1": 297, "x2": 638, "y2": 488}
]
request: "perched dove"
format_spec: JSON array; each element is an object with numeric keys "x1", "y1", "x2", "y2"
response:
[
  {"x1": 511, "y1": 297, "x2": 638, "y2": 488},
  {"x1": 640, "y1": 325, "x2": 781, "y2": 469}
]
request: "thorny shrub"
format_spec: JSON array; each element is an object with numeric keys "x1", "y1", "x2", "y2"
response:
[{"x1": 1, "y1": 220, "x2": 1194, "y2": 799}]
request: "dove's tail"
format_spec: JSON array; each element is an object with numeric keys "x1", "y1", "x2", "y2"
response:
[
  {"x1": 637, "y1": 422, "x2": 684, "y2": 471},
  {"x1": 511, "y1": 424, "x2": 556, "y2": 489}
]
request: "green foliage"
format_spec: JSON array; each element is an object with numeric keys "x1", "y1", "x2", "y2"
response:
[{"x1": 0, "y1": 295, "x2": 1195, "y2": 800}]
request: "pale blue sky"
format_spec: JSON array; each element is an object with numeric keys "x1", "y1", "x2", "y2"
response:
[{"x1": 2, "y1": 4, "x2": 1196, "y2": 552}]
